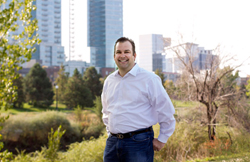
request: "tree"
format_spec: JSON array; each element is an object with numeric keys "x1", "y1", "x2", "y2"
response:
[
  {"x1": 55, "y1": 65, "x2": 68, "y2": 103},
  {"x1": 0, "y1": 0, "x2": 40, "y2": 110},
  {"x1": 13, "y1": 75, "x2": 25, "y2": 108},
  {"x1": 166, "y1": 40, "x2": 244, "y2": 141},
  {"x1": 63, "y1": 76, "x2": 93, "y2": 109},
  {"x1": 83, "y1": 67, "x2": 103, "y2": 100},
  {"x1": 24, "y1": 63, "x2": 54, "y2": 107},
  {"x1": 0, "y1": 0, "x2": 39, "y2": 155},
  {"x1": 72, "y1": 68, "x2": 82, "y2": 80},
  {"x1": 154, "y1": 69, "x2": 165, "y2": 87}
]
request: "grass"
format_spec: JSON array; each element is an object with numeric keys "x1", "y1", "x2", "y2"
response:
[
  {"x1": 187, "y1": 152, "x2": 250, "y2": 162},
  {"x1": 1, "y1": 99, "x2": 202, "y2": 115},
  {"x1": 2, "y1": 99, "x2": 250, "y2": 161},
  {"x1": 172, "y1": 100, "x2": 201, "y2": 109},
  {"x1": 0, "y1": 102, "x2": 73, "y2": 115}
]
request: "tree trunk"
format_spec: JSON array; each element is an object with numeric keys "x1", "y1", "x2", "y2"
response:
[{"x1": 207, "y1": 104, "x2": 216, "y2": 141}]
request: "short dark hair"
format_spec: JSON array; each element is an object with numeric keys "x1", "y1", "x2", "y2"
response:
[{"x1": 114, "y1": 37, "x2": 136, "y2": 56}]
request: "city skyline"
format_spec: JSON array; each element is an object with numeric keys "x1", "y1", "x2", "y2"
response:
[{"x1": 62, "y1": 0, "x2": 250, "y2": 76}]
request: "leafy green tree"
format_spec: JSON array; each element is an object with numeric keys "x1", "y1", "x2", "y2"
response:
[
  {"x1": 0, "y1": 0, "x2": 40, "y2": 110},
  {"x1": 0, "y1": 0, "x2": 40, "y2": 155},
  {"x1": 55, "y1": 65, "x2": 68, "y2": 103},
  {"x1": 73, "y1": 68, "x2": 82, "y2": 80},
  {"x1": 63, "y1": 69, "x2": 93, "y2": 109},
  {"x1": 13, "y1": 75, "x2": 25, "y2": 108},
  {"x1": 154, "y1": 69, "x2": 165, "y2": 87},
  {"x1": 83, "y1": 67, "x2": 103, "y2": 100},
  {"x1": 24, "y1": 63, "x2": 54, "y2": 107},
  {"x1": 246, "y1": 79, "x2": 250, "y2": 97}
]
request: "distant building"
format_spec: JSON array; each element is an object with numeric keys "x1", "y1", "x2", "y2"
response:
[
  {"x1": 138, "y1": 34, "x2": 171, "y2": 72},
  {"x1": 164, "y1": 43, "x2": 217, "y2": 73},
  {"x1": 64, "y1": 60, "x2": 90, "y2": 77},
  {"x1": 236, "y1": 77, "x2": 250, "y2": 86},
  {"x1": 87, "y1": 0, "x2": 123, "y2": 68},
  {"x1": 18, "y1": 66, "x2": 60, "y2": 84},
  {"x1": 100, "y1": 67, "x2": 116, "y2": 78},
  {"x1": 163, "y1": 72, "x2": 180, "y2": 83},
  {"x1": 3, "y1": 0, "x2": 66, "y2": 67},
  {"x1": 31, "y1": 0, "x2": 65, "y2": 66}
]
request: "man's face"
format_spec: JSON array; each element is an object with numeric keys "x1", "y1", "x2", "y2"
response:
[{"x1": 114, "y1": 41, "x2": 136, "y2": 74}]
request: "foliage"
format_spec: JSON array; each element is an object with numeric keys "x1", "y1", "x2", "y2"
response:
[
  {"x1": 13, "y1": 126, "x2": 66, "y2": 162},
  {"x1": 167, "y1": 41, "x2": 244, "y2": 141},
  {"x1": 6, "y1": 102, "x2": 250, "y2": 162},
  {"x1": 83, "y1": 66, "x2": 103, "y2": 100},
  {"x1": 246, "y1": 78, "x2": 250, "y2": 97},
  {"x1": 154, "y1": 68, "x2": 165, "y2": 87},
  {"x1": 218, "y1": 66, "x2": 239, "y2": 94},
  {"x1": 72, "y1": 68, "x2": 82, "y2": 80},
  {"x1": 92, "y1": 96, "x2": 103, "y2": 122},
  {"x1": 41, "y1": 125, "x2": 66, "y2": 161},
  {"x1": 175, "y1": 71, "x2": 196, "y2": 101},
  {"x1": 0, "y1": 111, "x2": 80, "y2": 153},
  {"x1": 63, "y1": 69, "x2": 93, "y2": 109},
  {"x1": 12, "y1": 75, "x2": 25, "y2": 108},
  {"x1": 63, "y1": 77, "x2": 93, "y2": 109},
  {"x1": 0, "y1": 0, "x2": 40, "y2": 159},
  {"x1": 0, "y1": 150, "x2": 13, "y2": 162},
  {"x1": 164, "y1": 79, "x2": 176, "y2": 98},
  {"x1": 0, "y1": 0, "x2": 40, "y2": 111},
  {"x1": 23, "y1": 63, "x2": 54, "y2": 108},
  {"x1": 55, "y1": 65, "x2": 68, "y2": 103},
  {"x1": 59, "y1": 134, "x2": 107, "y2": 162}
]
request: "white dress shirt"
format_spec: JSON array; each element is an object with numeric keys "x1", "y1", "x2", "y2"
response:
[{"x1": 101, "y1": 64, "x2": 176, "y2": 143}]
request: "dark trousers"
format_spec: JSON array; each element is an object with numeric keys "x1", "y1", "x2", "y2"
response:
[{"x1": 103, "y1": 129, "x2": 154, "y2": 162}]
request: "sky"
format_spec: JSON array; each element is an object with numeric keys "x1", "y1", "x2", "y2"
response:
[{"x1": 61, "y1": 0, "x2": 250, "y2": 77}]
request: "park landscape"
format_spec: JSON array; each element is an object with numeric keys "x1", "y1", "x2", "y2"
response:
[{"x1": 1, "y1": 0, "x2": 250, "y2": 162}]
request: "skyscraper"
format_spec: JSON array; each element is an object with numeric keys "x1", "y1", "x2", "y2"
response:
[
  {"x1": 138, "y1": 34, "x2": 170, "y2": 72},
  {"x1": 31, "y1": 0, "x2": 65, "y2": 66},
  {"x1": 87, "y1": 0, "x2": 123, "y2": 68}
]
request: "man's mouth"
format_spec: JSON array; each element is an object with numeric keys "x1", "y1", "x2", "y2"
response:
[{"x1": 119, "y1": 60, "x2": 128, "y2": 62}]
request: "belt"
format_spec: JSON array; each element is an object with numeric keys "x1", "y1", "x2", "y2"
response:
[{"x1": 110, "y1": 127, "x2": 153, "y2": 139}]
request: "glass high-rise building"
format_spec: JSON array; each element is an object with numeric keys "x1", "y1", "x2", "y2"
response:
[{"x1": 87, "y1": 0, "x2": 123, "y2": 68}]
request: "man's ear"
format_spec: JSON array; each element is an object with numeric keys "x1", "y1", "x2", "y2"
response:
[{"x1": 133, "y1": 52, "x2": 137, "y2": 61}]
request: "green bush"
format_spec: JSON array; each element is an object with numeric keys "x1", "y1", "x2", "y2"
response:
[
  {"x1": 59, "y1": 134, "x2": 107, "y2": 162},
  {"x1": 0, "y1": 111, "x2": 80, "y2": 153},
  {"x1": 82, "y1": 123, "x2": 104, "y2": 139}
]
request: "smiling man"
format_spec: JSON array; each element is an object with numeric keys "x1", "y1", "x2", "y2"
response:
[{"x1": 101, "y1": 37, "x2": 176, "y2": 162}]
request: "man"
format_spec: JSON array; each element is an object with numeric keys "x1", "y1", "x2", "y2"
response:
[{"x1": 102, "y1": 37, "x2": 175, "y2": 162}]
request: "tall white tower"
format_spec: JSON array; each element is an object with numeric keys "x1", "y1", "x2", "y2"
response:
[{"x1": 69, "y1": 0, "x2": 75, "y2": 61}]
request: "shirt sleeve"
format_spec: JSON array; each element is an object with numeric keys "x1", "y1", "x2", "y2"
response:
[
  {"x1": 101, "y1": 80, "x2": 110, "y2": 135},
  {"x1": 148, "y1": 76, "x2": 176, "y2": 143}
]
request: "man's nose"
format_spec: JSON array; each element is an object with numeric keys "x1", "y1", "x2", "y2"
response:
[{"x1": 121, "y1": 53, "x2": 126, "y2": 57}]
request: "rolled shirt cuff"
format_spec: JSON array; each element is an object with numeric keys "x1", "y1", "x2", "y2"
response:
[{"x1": 157, "y1": 134, "x2": 169, "y2": 143}]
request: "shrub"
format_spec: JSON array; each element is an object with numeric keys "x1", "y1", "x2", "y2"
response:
[
  {"x1": 82, "y1": 123, "x2": 104, "y2": 139},
  {"x1": 0, "y1": 111, "x2": 80, "y2": 153},
  {"x1": 59, "y1": 134, "x2": 107, "y2": 162}
]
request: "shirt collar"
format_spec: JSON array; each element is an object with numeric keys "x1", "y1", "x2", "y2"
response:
[
  {"x1": 128, "y1": 63, "x2": 138, "y2": 77},
  {"x1": 114, "y1": 63, "x2": 139, "y2": 77}
]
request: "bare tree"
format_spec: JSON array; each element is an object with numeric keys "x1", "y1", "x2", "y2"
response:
[{"x1": 165, "y1": 39, "x2": 245, "y2": 140}]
